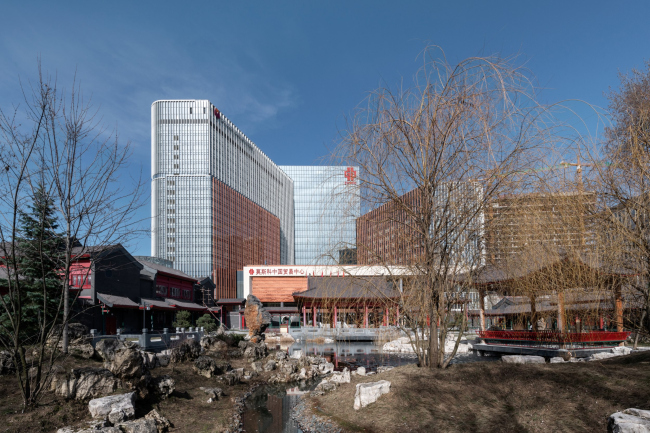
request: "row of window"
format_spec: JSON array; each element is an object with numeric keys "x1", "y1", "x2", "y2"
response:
[
  {"x1": 70, "y1": 273, "x2": 91, "y2": 287},
  {"x1": 155, "y1": 285, "x2": 192, "y2": 299}
]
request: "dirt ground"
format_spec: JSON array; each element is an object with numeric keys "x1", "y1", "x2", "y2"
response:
[
  {"x1": 311, "y1": 351, "x2": 650, "y2": 433},
  {"x1": 0, "y1": 354, "x2": 259, "y2": 433}
]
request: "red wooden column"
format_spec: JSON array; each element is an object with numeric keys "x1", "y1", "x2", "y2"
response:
[
  {"x1": 395, "y1": 306, "x2": 400, "y2": 326},
  {"x1": 302, "y1": 306, "x2": 306, "y2": 327},
  {"x1": 333, "y1": 305, "x2": 337, "y2": 328},
  {"x1": 615, "y1": 283, "x2": 624, "y2": 333},
  {"x1": 557, "y1": 292, "x2": 565, "y2": 332},
  {"x1": 478, "y1": 290, "x2": 485, "y2": 331},
  {"x1": 312, "y1": 305, "x2": 317, "y2": 327},
  {"x1": 364, "y1": 305, "x2": 368, "y2": 328},
  {"x1": 384, "y1": 307, "x2": 389, "y2": 327}
]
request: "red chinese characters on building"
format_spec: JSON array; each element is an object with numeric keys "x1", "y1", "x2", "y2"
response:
[{"x1": 344, "y1": 167, "x2": 357, "y2": 185}]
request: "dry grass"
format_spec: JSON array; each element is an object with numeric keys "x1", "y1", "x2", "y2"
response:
[
  {"x1": 311, "y1": 351, "x2": 650, "y2": 433},
  {"x1": 0, "y1": 354, "x2": 257, "y2": 433}
]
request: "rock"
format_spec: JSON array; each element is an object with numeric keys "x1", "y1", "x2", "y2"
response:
[
  {"x1": 55, "y1": 367, "x2": 118, "y2": 400},
  {"x1": 589, "y1": 352, "x2": 619, "y2": 361},
  {"x1": 608, "y1": 408, "x2": 650, "y2": 432},
  {"x1": 170, "y1": 339, "x2": 201, "y2": 363},
  {"x1": 264, "y1": 360, "x2": 277, "y2": 372},
  {"x1": 69, "y1": 343, "x2": 95, "y2": 359},
  {"x1": 109, "y1": 347, "x2": 145, "y2": 381},
  {"x1": 329, "y1": 367, "x2": 351, "y2": 384},
  {"x1": 151, "y1": 375, "x2": 175, "y2": 399},
  {"x1": 88, "y1": 392, "x2": 136, "y2": 420},
  {"x1": 612, "y1": 346, "x2": 633, "y2": 356},
  {"x1": 200, "y1": 387, "x2": 224, "y2": 400},
  {"x1": 550, "y1": 357, "x2": 565, "y2": 363},
  {"x1": 376, "y1": 366, "x2": 394, "y2": 374},
  {"x1": 250, "y1": 361, "x2": 264, "y2": 372},
  {"x1": 313, "y1": 381, "x2": 337, "y2": 395},
  {"x1": 356, "y1": 367, "x2": 366, "y2": 376},
  {"x1": 501, "y1": 355, "x2": 546, "y2": 364},
  {"x1": 319, "y1": 362, "x2": 334, "y2": 375},
  {"x1": 108, "y1": 408, "x2": 128, "y2": 424},
  {"x1": 354, "y1": 380, "x2": 391, "y2": 410},
  {"x1": 95, "y1": 339, "x2": 128, "y2": 362},
  {"x1": 0, "y1": 351, "x2": 15, "y2": 375},
  {"x1": 200, "y1": 335, "x2": 229, "y2": 353},
  {"x1": 241, "y1": 341, "x2": 268, "y2": 361},
  {"x1": 193, "y1": 356, "x2": 220, "y2": 378},
  {"x1": 290, "y1": 350, "x2": 303, "y2": 359},
  {"x1": 382, "y1": 337, "x2": 415, "y2": 354},
  {"x1": 145, "y1": 409, "x2": 171, "y2": 433},
  {"x1": 115, "y1": 419, "x2": 158, "y2": 433},
  {"x1": 244, "y1": 294, "x2": 271, "y2": 341},
  {"x1": 49, "y1": 323, "x2": 90, "y2": 347},
  {"x1": 221, "y1": 368, "x2": 243, "y2": 386},
  {"x1": 274, "y1": 351, "x2": 288, "y2": 361},
  {"x1": 155, "y1": 353, "x2": 170, "y2": 367}
]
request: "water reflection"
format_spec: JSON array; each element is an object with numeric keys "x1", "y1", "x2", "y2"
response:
[{"x1": 242, "y1": 383, "x2": 311, "y2": 433}]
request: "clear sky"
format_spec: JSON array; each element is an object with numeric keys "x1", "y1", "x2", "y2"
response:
[{"x1": 1, "y1": 1, "x2": 649, "y2": 255}]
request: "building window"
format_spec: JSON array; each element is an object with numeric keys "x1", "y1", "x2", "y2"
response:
[
  {"x1": 156, "y1": 285, "x2": 168, "y2": 296},
  {"x1": 189, "y1": 107, "x2": 193, "y2": 114},
  {"x1": 183, "y1": 289, "x2": 191, "y2": 299},
  {"x1": 171, "y1": 287, "x2": 180, "y2": 297}
]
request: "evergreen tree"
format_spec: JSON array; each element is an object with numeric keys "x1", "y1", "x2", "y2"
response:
[{"x1": 0, "y1": 185, "x2": 62, "y2": 344}]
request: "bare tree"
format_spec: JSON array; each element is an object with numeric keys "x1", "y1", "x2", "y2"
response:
[
  {"x1": 0, "y1": 64, "x2": 144, "y2": 408},
  {"x1": 592, "y1": 60, "x2": 650, "y2": 347},
  {"x1": 335, "y1": 48, "x2": 555, "y2": 368}
]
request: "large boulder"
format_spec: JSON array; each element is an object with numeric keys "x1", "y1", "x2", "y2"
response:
[
  {"x1": 200, "y1": 335, "x2": 229, "y2": 353},
  {"x1": 145, "y1": 409, "x2": 171, "y2": 433},
  {"x1": 55, "y1": 367, "x2": 119, "y2": 400},
  {"x1": 240, "y1": 341, "x2": 268, "y2": 361},
  {"x1": 0, "y1": 351, "x2": 15, "y2": 375},
  {"x1": 109, "y1": 347, "x2": 146, "y2": 381},
  {"x1": 150, "y1": 375, "x2": 175, "y2": 399},
  {"x1": 114, "y1": 419, "x2": 158, "y2": 433},
  {"x1": 244, "y1": 295, "x2": 271, "y2": 342},
  {"x1": 170, "y1": 339, "x2": 201, "y2": 363},
  {"x1": 193, "y1": 356, "x2": 221, "y2": 378},
  {"x1": 48, "y1": 323, "x2": 91, "y2": 347},
  {"x1": 318, "y1": 362, "x2": 334, "y2": 375},
  {"x1": 95, "y1": 339, "x2": 129, "y2": 362},
  {"x1": 69, "y1": 343, "x2": 95, "y2": 359},
  {"x1": 88, "y1": 391, "x2": 136, "y2": 420},
  {"x1": 329, "y1": 367, "x2": 351, "y2": 384},
  {"x1": 354, "y1": 380, "x2": 391, "y2": 410},
  {"x1": 590, "y1": 352, "x2": 619, "y2": 361},
  {"x1": 608, "y1": 408, "x2": 650, "y2": 432},
  {"x1": 501, "y1": 355, "x2": 545, "y2": 364}
]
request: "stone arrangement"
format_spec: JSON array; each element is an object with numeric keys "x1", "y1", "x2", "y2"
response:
[{"x1": 243, "y1": 294, "x2": 271, "y2": 343}]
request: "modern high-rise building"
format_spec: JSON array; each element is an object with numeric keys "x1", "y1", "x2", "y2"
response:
[
  {"x1": 279, "y1": 166, "x2": 360, "y2": 265},
  {"x1": 357, "y1": 181, "x2": 484, "y2": 268},
  {"x1": 151, "y1": 100, "x2": 294, "y2": 299}
]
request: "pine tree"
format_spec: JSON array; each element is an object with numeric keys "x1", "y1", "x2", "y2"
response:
[{"x1": 0, "y1": 186, "x2": 62, "y2": 343}]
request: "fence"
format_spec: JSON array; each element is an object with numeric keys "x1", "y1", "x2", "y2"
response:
[{"x1": 90, "y1": 327, "x2": 205, "y2": 351}]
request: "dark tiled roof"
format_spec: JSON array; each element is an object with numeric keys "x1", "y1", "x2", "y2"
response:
[
  {"x1": 265, "y1": 307, "x2": 300, "y2": 313},
  {"x1": 141, "y1": 298, "x2": 176, "y2": 310},
  {"x1": 136, "y1": 259, "x2": 195, "y2": 280},
  {"x1": 97, "y1": 293, "x2": 140, "y2": 309},
  {"x1": 165, "y1": 298, "x2": 207, "y2": 311},
  {"x1": 293, "y1": 276, "x2": 400, "y2": 300}
]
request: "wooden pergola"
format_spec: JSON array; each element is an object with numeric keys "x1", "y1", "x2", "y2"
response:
[{"x1": 464, "y1": 255, "x2": 638, "y2": 333}]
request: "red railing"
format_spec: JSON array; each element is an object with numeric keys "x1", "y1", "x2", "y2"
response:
[{"x1": 478, "y1": 330, "x2": 629, "y2": 346}]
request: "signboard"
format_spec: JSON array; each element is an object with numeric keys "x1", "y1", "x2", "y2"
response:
[
  {"x1": 344, "y1": 167, "x2": 357, "y2": 185},
  {"x1": 249, "y1": 267, "x2": 306, "y2": 276}
]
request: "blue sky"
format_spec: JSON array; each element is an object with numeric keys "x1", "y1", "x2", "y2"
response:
[{"x1": 1, "y1": 1, "x2": 649, "y2": 255}]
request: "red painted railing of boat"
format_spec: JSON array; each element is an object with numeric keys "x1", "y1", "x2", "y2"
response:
[{"x1": 478, "y1": 330, "x2": 630, "y2": 344}]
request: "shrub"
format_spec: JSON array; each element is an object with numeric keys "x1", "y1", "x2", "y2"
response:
[
  {"x1": 172, "y1": 310, "x2": 191, "y2": 328},
  {"x1": 196, "y1": 314, "x2": 219, "y2": 332}
]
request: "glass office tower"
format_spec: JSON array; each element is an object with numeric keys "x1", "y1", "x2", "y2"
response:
[
  {"x1": 152, "y1": 100, "x2": 294, "y2": 298},
  {"x1": 279, "y1": 166, "x2": 360, "y2": 265}
]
